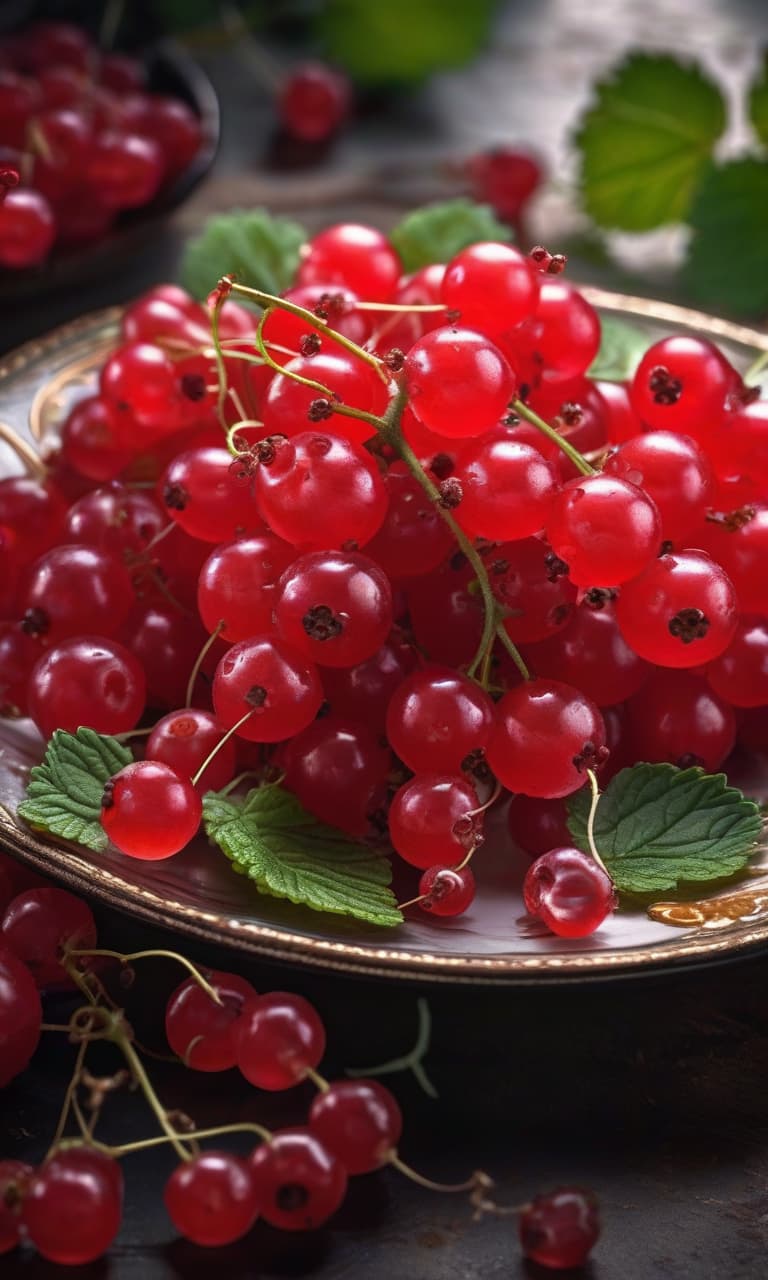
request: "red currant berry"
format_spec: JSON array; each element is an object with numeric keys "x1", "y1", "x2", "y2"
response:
[
  {"x1": 165, "y1": 1151, "x2": 258, "y2": 1247},
  {"x1": 405, "y1": 327, "x2": 515, "y2": 438},
  {"x1": 249, "y1": 1128, "x2": 347, "y2": 1231},
  {"x1": 0, "y1": 1159, "x2": 33, "y2": 1254},
  {"x1": 524, "y1": 848, "x2": 615, "y2": 938},
  {"x1": 487, "y1": 679, "x2": 607, "y2": 798},
  {"x1": 693, "y1": 506, "x2": 768, "y2": 614},
  {"x1": 521, "y1": 596, "x2": 650, "y2": 707},
  {"x1": 321, "y1": 634, "x2": 416, "y2": 730},
  {"x1": 275, "y1": 550, "x2": 393, "y2": 668},
  {"x1": 603, "y1": 430, "x2": 712, "y2": 545},
  {"x1": 278, "y1": 717, "x2": 391, "y2": 837},
  {"x1": 386, "y1": 665, "x2": 494, "y2": 774},
  {"x1": 453, "y1": 431, "x2": 559, "y2": 541},
  {"x1": 363, "y1": 460, "x2": 454, "y2": 579},
  {"x1": 297, "y1": 223, "x2": 401, "y2": 301},
  {"x1": 161, "y1": 447, "x2": 262, "y2": 543},
  {"x1": 27, "y1": 635, "x2": 146, "y2": 740},
  {"x1": 0, "y1": 947, "x2": 41, "y2": 1088},
  {"x1": 625, "y1": 670, "x2": 736, "y2": 772},
  {"x1": 213, "y1": 636, "x2": 323, "y2": 742},
  {"x1": 278, "y1": 62, "x2": 351, "y2": 142},
  {"x1": 60, "y1": 396, "x2": 131, "y2": 483},
  {"x1": 237, "y1": 992, "x2": 325, "y2": 1090},
  {"x1": 487, "y1": 538, "x2": 577, "y2": 644},
  {"x1": 22, "y1": 1147, "x2": 123, "y2": 1266},
  {"x1": 165, "y1": 968, "x2": 257, "y2": 1071},
  {"x1": 389, "y1": 774, "x2": 479, "y2": 870},
  {"x1": 21, "y1": 543, "x2": 135, "y2": 644},
  {"x1": 616, "y1": 551, "x2": 738, "y2": 668},
  {"x1": 262, "y1": 350, "x2": 390, "y2": 447},
  {"x1": 0, "y1": 189, "x2": 55, "y2": 268},
  {"x1": 520, "y1": 1186, "x2": 600, "y2": 1269},
  {"x1": 1, "y1": 889, "x2": 96, "y2": 989},
  {"x1": 146, "y1": 709, "x2": 236, "y2": 795},
  {"x1": 630, "y1": 336, "x2": 734, "y2": 439},
  {"x1": 441, "y1": 242, "x2": 539, "y2": 335},
  {"x1": 596, "y1": 379, "x2": 645, "y2": 444},
  {"x1": 86, "y1": 130, "x2": 165, "y2": 209},
  {"x1": 417, "y1": 864, "x2": 476, "y2": 916},
  {"x1": 466, "y1": 146, "x2": 543, "y2": 222},
  {"x1": 101, "y1": 760, "x2": 202, "y2": 860},
  {"x1": 707, "y1": 615, "x2": 768, "y2": 707},
  {"x1": 0, "y1": 622, "x2": 43, "y2": 717},
  {"x1": 546, "y1": 474, "x2": 661, "y2": 587},
  {"x1": 520, "y1": 281, "x2": 601, "y2": 384},
  {"x1": 406, "y1": 552, "x2": 485, "y2": 666},
  {"x1": 309, "y1": 1079, "x2": 402, "y2": 1174}
]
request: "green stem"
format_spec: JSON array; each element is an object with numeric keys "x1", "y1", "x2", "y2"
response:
[
  {"x1": 191, "y1": 708, "x2": 256, "y2": 787},
  {"x1": 112, "y1": 1034, "x2": 192, "y2": 1162},
  {"x1": 585, "y1": 769, "x2": 610, "y2": 879},
  {"x1": 231, "y1": 281, "x2": 387, "y2": 380},
  {"x1": 512, "y1": 399, "x2": 595, "y2": 477},
  {"x1": 209, "y1": 291, "x2": 231, "y2": 432},
  {"x1": 346, "y1": 997, "x2": 438, "y2": 1100},
  {"x1": 92, "y1": 1121, "x2": 273, "y2": 1159}
]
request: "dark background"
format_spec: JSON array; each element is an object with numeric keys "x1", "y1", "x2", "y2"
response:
[{"x1": 5, "y1": 1, "x2": 768, "y2": 1276}]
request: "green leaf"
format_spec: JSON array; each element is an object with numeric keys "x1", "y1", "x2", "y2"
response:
[
  {"x1": 749, "y1": 51, "x2": 768, "y2": 147},
  {"x1": 389, "y1": 199, "x2": 511, "y2": 274},
  {"x1": 319, "y1": 0, "x2": 497, "y2": 85},
  {"x1": 574, "y1": 53, "x2": 726, "y2": 231},
  {"x1": 681, "y1": 159, "x2": 768, "y2": 316},
  {"x1": 180, "y1": 209, "x2": 307, "y2": 300},
  {"x1": 587, "y1": 314, "x2": 648, "y2": 382},
  {"x1": 17, "y1": 728, "x2": 133, "y2": 853},
  {"x1": 203, "y1": 786, "x2": 403, "y2": 927},
  {"x1": 567, "y1": 763, "x2": 762, "y2": 894}
]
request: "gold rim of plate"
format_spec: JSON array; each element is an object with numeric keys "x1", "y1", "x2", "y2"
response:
[{"x1": 2, "y1": 289, "x2": 768, "y2": 985}]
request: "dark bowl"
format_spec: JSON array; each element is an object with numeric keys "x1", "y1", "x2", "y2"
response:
[{"x1": 0, "y1": 37, "x2": 219, "y2": 303}]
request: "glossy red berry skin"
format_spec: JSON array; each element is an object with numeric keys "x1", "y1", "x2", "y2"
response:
[
  {"x1": 625, "y1": 670, "x2": 736, "y2": 773},
  {"x1": 161, "y1": 447, "x2": 262, "y2": 543},
  {"x1": 1, "y1": 888, "x2": 96, "y2": 989},
  {"x1": 249, "y1": 1128, "x2": 347, "y2": 1231},
  {"x1": 441, "y1": 241, "x2": 539, "y2": 335},
  {"x1": 198, "y1": 534, "x2": 296, "y2": 643},
  {"x1": 466, "y1": 146, "x2": 543, "y2": 222},
  {"x1": 278, "y1": 717, "x2": 391, "y2": 837},
  {"x1": 546, "y1": 474, "x2": 661, "y2": 587},
  {"x1": 146, "y1": 709, "x2": 236, "y2": 795},
  {"x1": 309, "y1": 1079, "x2": 402, "y2": 1174},
  {"x1": 418, "y1": 864, "x2": 476, "y2": 916},
  {"x1": 630, "y1": 336, "x2": 733, "y2": 438},
  {"x1": 322, "y1": 634, "x2": 416, "y2": 730},
  {"x1": 693, "y1": 507, "x2": 768, "y2": 614},
  {"x1": 0, "y1": 1159, "x2": 33, "y2": 1254},
  {"x1": 60, "y1": 396, "x2": 131, "y2": 482},
  {"x1": 262, "y1": 285, "x2": 368, "y2": 364},
  {"x1": 101, "y1": 760, "x2": 202, "y2": 860},
  {"x1": 27, "y1": 635, "x2": 146, "y2": 741},
  {"x1": 86, "y1": 131, "x2": 165, "y2": 209},
  {"x1": 389, "y1": 774, "x2": 479, "y2": 870},
  {"x1": 519, "y1": 1186, "x2": 601, "y2": 1269},
  {"x1": 212, "y1": 636, "x2": 323, "y2": 742},
  {"x1": 615, "y1": 551, "x2": 738, "y2": 668},
  {"x1": 275, "y1": 550, "x2": 393, "y2": 668},
  {"x1": 386, "y1": 665, "x2": 494, "y2": 774},
  {"x1": 364, "y1": 461, "x2": 454, "y2": 579},
  {"x1": 21, "y1": 544, "x2": 136, "y2": 644},
  {"x1": 254, "y1": 432, "x2": 388, "y2": 551},
  {"x1": 707, "y1": 616, "x2": 768, "y2": 707},
  {"x1": 523, "y1": 281, "x2": 601, "y2": 383},
  {"x1": 278, "y1": 62, "x2": 350, "y2": 141},
  {"x1": 454, "y1": 432, "x2": 559, "y2": 541},
  {"x1": 237, "y1": 992, "x2": 326, "y2": 1090},
  {"x1": 603, "y1": 431, "x2": 712, "y2": 544},
  {"x1": 21, "y1": 1147, "x2": 123, "y2": 1266},
  {"x1": 297, "y1": 223, "x2": 401, "y2": 301},
  {"x1": 164, "y1": 1151, "x2": 259, "y2": 1247},
  {"x1": 0, "y1": 622, "x2": 43, "y2": 716},
  {"x1": 524, "y1": 848, "x2": 615, "y2": 938},
  {"x1": 405, "y1": 327, "x2": 516, "y2": 438},
  {"x1": 487, "y1": 679, "x2": 607, "y2": 799},
  {"x1": 165, "y1": 968, "x2": 256, "y2": 1070},
  {"x1": 597, "y1": 379, "x2": 645, "y2": 444},
  {"x1": 0, "y1": 947, "x2": 41, "y2": 1088},
  {"x1": 0, "y1": 190, "x2": 55, "y2": 268},
  {"x1": 521, "y1": 597, "x2": 650, "y2": 707}
]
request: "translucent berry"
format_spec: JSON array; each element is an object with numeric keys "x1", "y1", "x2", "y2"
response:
[
  {"x1": 524, "y1": 848, "x2": 615, "y2": 938},
  {"x1": 519, "y1": 1186, "x2": 601, "y2": 1269},
  {"x1": 309, "y1": 1080, "x2": 402, "y2": 1174}
]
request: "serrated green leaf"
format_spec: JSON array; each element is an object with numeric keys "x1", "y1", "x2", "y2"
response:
[
  {"x1": 587, "y1": 313, "x2": 648, "y2": 382},
  {"x1": 18, "y1": 728, "x2": 134, "y2": 853},
  {"x1": 567, "y1": 763, "x2": 762, "y2": 894},
  {"x1": 681, "y1": 159, "x2": 768, "y2": 316},
  {"x1": 180, "y1": 209, "x2": 307, "y2": 300},
  {"x1": 749, "y1": 51, "x2": 768, "y2": 147},
  {"x1": 574, "y1": 53, "x2": 726, "y2": 231},
  {"x1": 389, "y1": 199, "x2": 511, "y2": 275},
  {"x1": 319, "y1": 0, "x2": 496, "y2": 85},
  {"x1": 203, "y1": 786, "x2": 402, "y2": 927}
]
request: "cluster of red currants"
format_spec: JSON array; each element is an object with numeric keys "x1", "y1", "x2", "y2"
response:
[
  {"x1": 0, "y1": 871, "x2": 600, "y2": 1270},
  {"x1": 0, "y1": 20, "x2": 203, "y2": 269},
  {"x1": 1, "y1": 221, "x2": 766, "y2": 940}
]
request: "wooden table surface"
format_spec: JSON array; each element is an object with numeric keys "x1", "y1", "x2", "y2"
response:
[{"x1": 4, "y1": 2, "x2": 768, "y2": 1276}]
